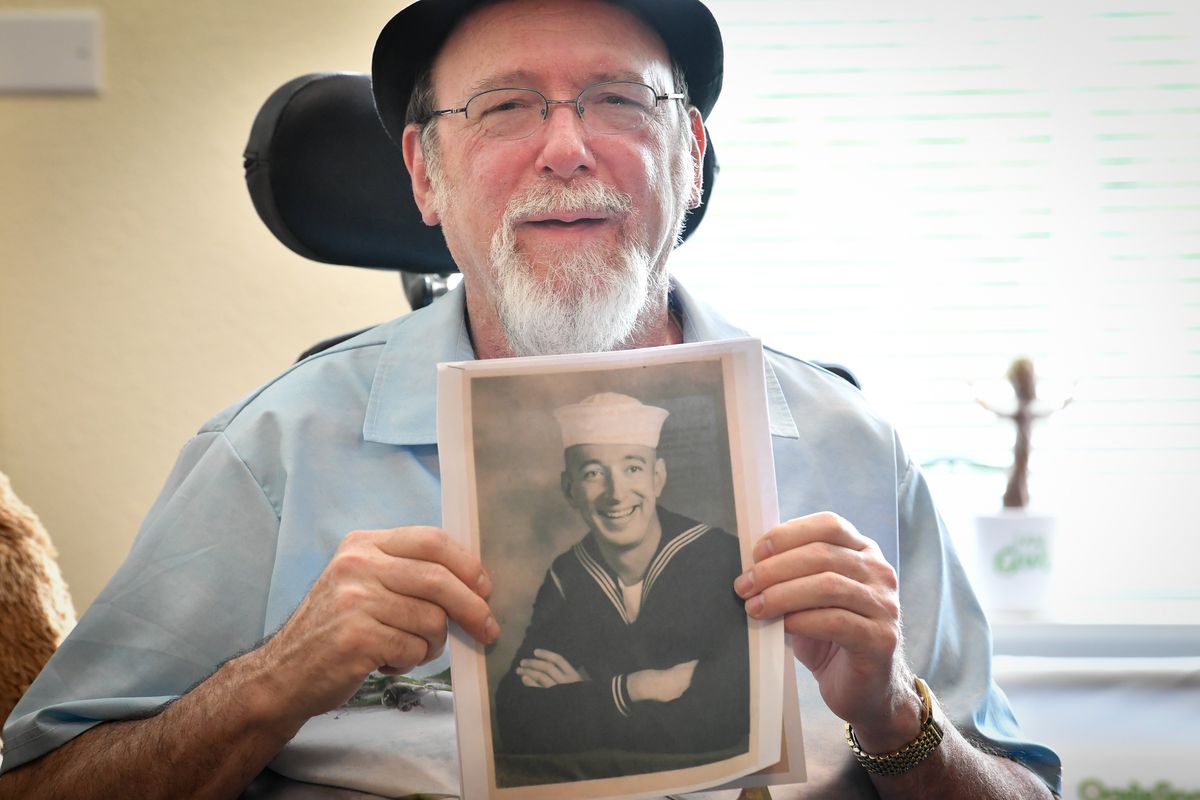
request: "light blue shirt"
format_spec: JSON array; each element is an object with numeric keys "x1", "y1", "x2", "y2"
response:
[{"x1": 1, "y1": 281, "x2": 1061, "y2": 796}]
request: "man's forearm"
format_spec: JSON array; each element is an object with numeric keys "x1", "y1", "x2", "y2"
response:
[
  {"x1": 0, "y1": 649, "x2": 303, "y2": 800},
  {"x1": 868, "y1": 722, "x2": 1053, "y2": 800}
]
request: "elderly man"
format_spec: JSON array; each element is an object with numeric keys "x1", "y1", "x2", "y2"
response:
[
  {"x1": 494, "y1": 393, "x2": 748, "y2": 779},
  {"x1": 1, "y1": 1, "x2": 1060, "y2": 798}
]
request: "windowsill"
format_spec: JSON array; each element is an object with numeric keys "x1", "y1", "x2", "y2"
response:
[
  {"x1": 984, "y1": 592, "x2": 1200, "y2": 656},
  {"x1": 991, "y1": 620, "x2": 1200, "y2": 658}
]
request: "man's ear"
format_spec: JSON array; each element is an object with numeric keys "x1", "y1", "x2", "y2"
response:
[
  {"x1": 653, "y1": 457, "x2": 667, "y2": 497},
  {"x1": 561, "y1": 470, "x2": 574, "y2": 501},
  {"x1": 402, "y1": 123, "x2": 442, "y2": 226},
  {"x1": 686, "y1": 108, "x2": 706, "y2": 210}
]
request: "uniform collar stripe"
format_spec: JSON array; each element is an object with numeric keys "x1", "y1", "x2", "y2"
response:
[
  {"x1": 574, "y1": 543, "x2": 630, "y2": 624},
  {"x1": 643, "y1": 524, "x2": 711, "y2": 600},
  {"x1": 549, "y1": 567, "x2": 566, "y2": 600}
]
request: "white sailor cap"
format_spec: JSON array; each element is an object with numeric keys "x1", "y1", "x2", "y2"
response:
[{"x1": 553, "y1": 393, "x2": 670, "y2": 450}]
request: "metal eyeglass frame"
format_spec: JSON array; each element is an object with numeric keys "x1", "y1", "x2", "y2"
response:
[{"x1": 428, "y1": 80, "x2": 686, "y2": 139}]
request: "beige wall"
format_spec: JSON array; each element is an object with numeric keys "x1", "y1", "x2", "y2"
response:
[{"x1": 0, "y1": 1, "x2": 417, "y2": 611}]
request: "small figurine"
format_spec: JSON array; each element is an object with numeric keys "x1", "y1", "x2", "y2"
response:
[{"x1": 976, "y1": 357, "x2": 1071, "y2": 508}]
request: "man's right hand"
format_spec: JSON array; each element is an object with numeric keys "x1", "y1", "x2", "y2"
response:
[
  {"x1": 0, "y1": 526, "x2": 497, "y2": 800},
  {"x1": 255, "y1": 526, "x2": 498, "y2": 729},
  {"x1": 627, "y1": 659, "x2": 698, "y2": 704}
]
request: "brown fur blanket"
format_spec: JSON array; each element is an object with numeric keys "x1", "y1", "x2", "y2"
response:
[{"x1": 0, "y1": 471, "x2": 77, "y2": 746}]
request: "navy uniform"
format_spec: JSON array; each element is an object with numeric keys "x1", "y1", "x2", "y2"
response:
[{"x1": 496, "y1": 507, "x2": 748, "y2": 771}]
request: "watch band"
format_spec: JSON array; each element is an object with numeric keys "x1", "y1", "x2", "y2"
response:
[{"x1": 844, "y1": 676, "x2": 944, "y2": 776}]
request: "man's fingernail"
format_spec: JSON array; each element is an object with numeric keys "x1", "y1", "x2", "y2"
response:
[
  {"x1": 484, "y1": 616, "x2": 499, "y2": 642},
  {"x1": 734, "y1": 571, "x2": 754, "y2": 597},
  {"x1": 754, "y1": 537, "x2": 774, "y2": 559},
  {"x1": 746, "y1": 595, "x2": 765, "y2": 617}
]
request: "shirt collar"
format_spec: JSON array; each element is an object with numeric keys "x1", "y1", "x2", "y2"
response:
[
  {"x1": 363, "y1": 278, "x2": 799, "y2": 445},
  {"x1": 363, "y1": 285, "x2": 475, "y2": 445},
  {"x1": 670, "y1": 280, "x2": 800, "y2": 440}
]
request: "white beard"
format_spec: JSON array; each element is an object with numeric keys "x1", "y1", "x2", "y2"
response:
[
  {"x1": 423, "y1": 122, "x2": 696, "y2": 357},
  {"x1": 488, "y1": 180, "x2": 663, "y2": 356}
]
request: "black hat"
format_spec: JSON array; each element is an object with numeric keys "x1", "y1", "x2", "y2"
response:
[{"x1": 371, "y1": 0, "x2": 724, "y2": 145}]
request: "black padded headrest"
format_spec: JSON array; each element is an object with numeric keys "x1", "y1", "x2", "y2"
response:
[
  {"x1": 243, "y1": 72, "x2": 718, "y2": 275},
  {"x1": 244, "y1": 72, "x2": 454, "y2": 274}
]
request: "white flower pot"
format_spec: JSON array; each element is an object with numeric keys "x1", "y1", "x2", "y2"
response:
[{"x1": 972, "y1": 510, "x2": 1056, "y2": 618}]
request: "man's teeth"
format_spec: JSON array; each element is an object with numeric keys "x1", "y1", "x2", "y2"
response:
[{"x1": 602, "y1": 507, "x2": 636, "y2": 520}]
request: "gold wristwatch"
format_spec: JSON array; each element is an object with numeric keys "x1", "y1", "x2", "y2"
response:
[{"x1": 844, "y1": 676, "x2": 944, "y2": 776}]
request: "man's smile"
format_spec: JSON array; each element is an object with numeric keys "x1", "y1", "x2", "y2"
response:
[
  {"x1": 525, "y1": 218, "x2": 608, "y2": 234},
  {"x1": 520, "y1": 214, "x2": 613, "y2": 231},
  {"x1": 521, "y1": 211, "x2": 610, "y2": 225},
  {"x1": 528, "y1": 218, "x2": 603, "y2": 227},
  {"x1": 516, "y1": 215, "x2": 619, "y2": 245},
  {"x1": 599, "y1": 505, "x2": 638, "y2": 522}
]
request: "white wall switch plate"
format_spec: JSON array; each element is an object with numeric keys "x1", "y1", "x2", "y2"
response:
[{"x1": 0, "y1": 9, "x2": 101, "y2": 93}]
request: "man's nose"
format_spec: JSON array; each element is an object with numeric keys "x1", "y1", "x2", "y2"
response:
[
  {"x1": 534, "y1": 102, "x2": 596, "y2": 180},
  {"x1": 604, "y1": 471, "x2": 630, "y2": 503}
]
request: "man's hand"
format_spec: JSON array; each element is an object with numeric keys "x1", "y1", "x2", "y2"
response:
[
  {"x1": 0, "y1": 525, "x2": 498, "y2": 800},
  {"x1": 733, "y1": 513, "x2": 1055, "y2": 799},
  {"x1": 734, "y1": 512, "x2": 921, "y2": 752},
  {"x1": 257, "y1": 526, "x2": 498, "y2": 730},
  {"x1": 627, "y1": 659, "x2": 699, "y2": 704},
  {"x1": 515, "y1": 648, "x2": 587, "y2": 688}
]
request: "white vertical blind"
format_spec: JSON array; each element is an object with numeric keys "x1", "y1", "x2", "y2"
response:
[{"x1": 674, "y1": 1, "x2": 1200, "y2": 616}]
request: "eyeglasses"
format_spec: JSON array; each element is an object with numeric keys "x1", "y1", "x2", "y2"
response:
[{"x1": 429, "y1": 81, "x2": 685, "y2": 141}]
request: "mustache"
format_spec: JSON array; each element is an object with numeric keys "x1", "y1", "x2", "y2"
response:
[{"x1": 502, "y1": 179, "x2": 634, "y2": 226}]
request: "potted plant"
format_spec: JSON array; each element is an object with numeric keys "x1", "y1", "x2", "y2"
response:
[{"x1": 972, "y1": 357, "x2": 1071, "y2": 617}]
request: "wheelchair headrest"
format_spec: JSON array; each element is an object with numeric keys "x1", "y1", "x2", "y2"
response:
[
  {"x1": 244, "y1": 72, "x2": 453, "y2": 274},
  {"x1": 243, "y1": 72, "x2": 718, "y2": 275}
]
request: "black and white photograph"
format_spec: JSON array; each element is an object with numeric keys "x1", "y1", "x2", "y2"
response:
[{"x1": 439, "y1": 338, "x2": 792, "y2": 800}]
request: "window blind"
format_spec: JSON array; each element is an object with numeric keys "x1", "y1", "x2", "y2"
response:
[{"x1": 674, "y1": 1, "x2": 1200, "y2": 613}]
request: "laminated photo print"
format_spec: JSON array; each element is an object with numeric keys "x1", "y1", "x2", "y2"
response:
[{"x1": 438, "y1": 338, "x2": 803, "y2": 800}]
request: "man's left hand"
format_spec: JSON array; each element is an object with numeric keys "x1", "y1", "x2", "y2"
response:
[{"x1": 734, "y1": 512, "x2": 923, "y2": 752}]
